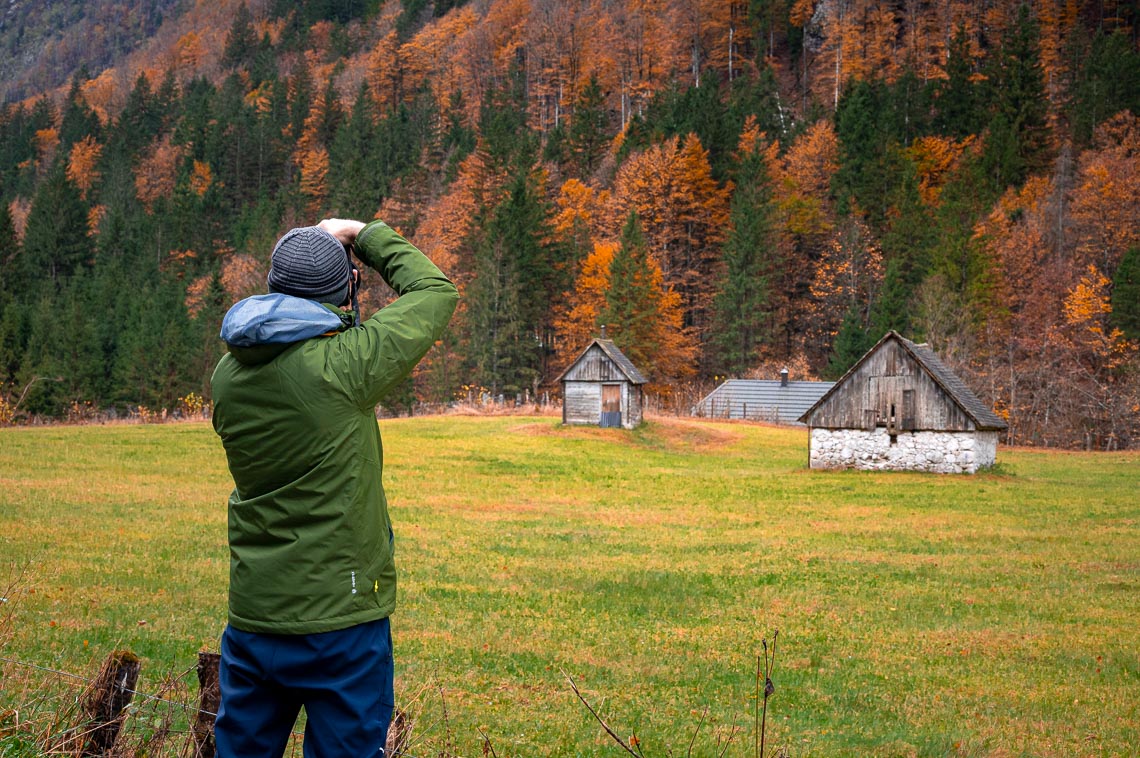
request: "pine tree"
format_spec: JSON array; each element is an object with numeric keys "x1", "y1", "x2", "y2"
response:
[
  {"x1": 935, "y1": 26, "x2": 982, "y2": 139},
  {"x1": 223, "y1": 2, "x2": 258, "y2": 72},
  {"x1": 154, "y1": 69, "x2": 181, "y2": 134},
  {"x1": 465, "y1": 227, "x2": 532, "y2": 398},
  {"x1": 329, "y1": 84, "x2": 382, "y2": 219},
  {"x1": 110, "y1": 73, "x2": 162, "y2": 162},
  {"x1": 495, "y1": 170, "x2": 563, "y2": 334},
  {"x1": 880, "y1": 160, "x2": 936, "y2": 288},
  {"x1": 0, "y1": 205, "x2": 20, "y2": 381},
  {"x1": 1112, "y1": 246, "x2": 1140, "y2": 341},
  {"x1": 835, "y1": 78, "x2": 911, "y2": 230},
  {"x1": 826, "y1": 304, "x2": 870, "y2": 379},
  {"x1": 602, "y1": 212, "x2": 696, "y2": 387},
  {"x1": 288, "y1": 61, "x2": 315, "y2": 146},
  {"x1": 251, "y1": 32, "x2": 279, "y2": 87},
  {"x1": 0, "y1": 203, "x2": 18, "y2": 287},
  {"x1": 0, "y1": 298, "x2": 27, "y2": 390},
  {"x1": 710, "y1": 126, "x2": 776, "y2": 376},
  {"x1": 114, "y1": 275, "x2": 199, "y2": 410},
  {"x1": 1068, "y1": 29, "x2": 1140, "y2": 147},
  {"x1": 567, "y1": 74, "x2": 607, "y2": 179},
  {"x1": 58, "y1": 76, "x2": 102, "y2": 152},
  {"x1": 19, "y1": 164, "x2": 90, "y2": 293},
  {"x1": 981, "y1": 3, "x2": 1051, "y2": 191},
  {"x1": 464, "y1": 166, "x2": 563, "y2": 393},
  {"x1": 868, "y1": 258, "x2": 909, "y2": 339}
]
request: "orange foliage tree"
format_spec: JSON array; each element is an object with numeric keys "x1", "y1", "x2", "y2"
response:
[
  {"x1": 66, "y1": 136, "x2": 103, "y2": 200},
  {"x1": 768, "y1": 118, "x2": 839, "y2": 360},
  {"x1": 551, "y1": 240, "x2": 616, "y2": 374},
  {"x1": 135, "y1": 136, "x2": 184, "y2": 210},
  {"x1": 1068, "y1": 112, "x2": 1140, "y2": 275},
  {"x1": 602, "y1": 212, "x2": 697, "y2": 392},
  {"x1": 607, "y1": 133, "x2": 729, "y2": 341}
]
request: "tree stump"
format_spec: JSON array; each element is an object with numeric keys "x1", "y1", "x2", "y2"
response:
[
  {"x1": 81, "y1": 650, "x2": 140, "y2": 756},
  {"x1": 192, "y1": 652, "x2": 221, "y2": 758}
]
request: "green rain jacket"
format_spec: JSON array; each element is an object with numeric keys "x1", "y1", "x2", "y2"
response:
[{"x1": 211, "y1": 221, "x2": 457, "y2": 635}]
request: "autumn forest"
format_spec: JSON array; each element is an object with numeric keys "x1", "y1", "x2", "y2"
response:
[{"x1": 0, "y1": 0, "x2": 1137, "y2": 448}]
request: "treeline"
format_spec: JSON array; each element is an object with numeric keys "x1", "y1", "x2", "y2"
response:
[{"x1": 0, "y1": 0, "x2": 1138, "y2": 448}]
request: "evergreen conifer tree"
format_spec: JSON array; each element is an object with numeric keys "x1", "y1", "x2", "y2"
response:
[
  {"x1": 981, "y1": 3, "x2": 1051, "y2": 190},
  {"x1": 329, "y1": 85, "x2": 382, "y2": 219},
  {"x1": 1068, "y1": 30, "x2": 1140, "y2": 146},
  {"x1": 111, "y1": 73, "x2": 162, "y2": 162},
  {"x1": 826, "y1": 305, "x2": 871, "y2": 379},
  {"x1": 1112, "y1": 246, "x2": 1140, "y2": 341},
  {"x1": 880, "y1": 162, "x2": 936, "y2": 288},
  {"x1": 59, "y1": 76, "x2": 102, "y2": 151},
  {"x1": 602, "y1": 212, "x2": 695, "y2": 385},
  {"x1": 223, "y1": 3, "x2": 258, "y2": 72},
  {"x1": 0, "y1": 203, "x2": 18, "y2": 289},
  {"x1": 603, "y1": 213, "x2": 660, "y2": 373},
  {"x1": 465, "y1": 227, "x2": 531, "y2": 398},
  {"x1": 935, "y1": 26, "x2": 982, "y2": 138},
  {"x1": 567, "y1": 75, "x2": 607, "y2": 179},
  {"x1": 710, "y1": 138, "x2": 776, "y2": 376},
  {"x1": 868, "y1": 258, "x2": 910, "y2": 339},
  {"x1": 20, "y1": 164, "x2": 89, "y2": 293}
]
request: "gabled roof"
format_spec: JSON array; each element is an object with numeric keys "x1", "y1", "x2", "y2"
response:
[
  {"x1": 556, "y1": 338, "x2": 648, "y2": 385},
  {"x1": 798, "y1": 331, "x2": 1007, "y2": 430},
  {"x1": 694, "y1": 379, "x2": 834, "y2": 424}
]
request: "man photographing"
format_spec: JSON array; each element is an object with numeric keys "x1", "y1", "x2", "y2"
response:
[{"x1": 210, "y1": 218, "x2": 457, "y2": 755}]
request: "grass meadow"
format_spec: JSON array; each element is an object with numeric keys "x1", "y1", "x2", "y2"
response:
[{"x1": 1, "y1": 414, "x2": 1138, "y2": 756}]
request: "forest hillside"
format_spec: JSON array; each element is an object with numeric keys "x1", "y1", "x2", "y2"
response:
[{"x1": 0, "y1": 0, "x2": 1138, "y2": 448}]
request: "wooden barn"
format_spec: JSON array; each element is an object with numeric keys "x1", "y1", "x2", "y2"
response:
[
  {"x1": 558, "y1": 336, "x2": 648, "y2": 429},
  {"x1": 798, "y1": 331, "x2": 1007, "y2": 473}
]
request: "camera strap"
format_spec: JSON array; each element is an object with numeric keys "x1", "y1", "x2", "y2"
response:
[{"x1": 346, "y1": 243, "x2": 361, "y2": 327}]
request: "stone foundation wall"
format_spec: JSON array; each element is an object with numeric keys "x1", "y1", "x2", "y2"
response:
[{"x1": 809, "y1": 428, "x2": 999, "y2": 474}]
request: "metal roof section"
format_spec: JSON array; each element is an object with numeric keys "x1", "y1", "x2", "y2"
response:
[{"x1": 694, "y1": 378, "x2": 835, "y2": 425}]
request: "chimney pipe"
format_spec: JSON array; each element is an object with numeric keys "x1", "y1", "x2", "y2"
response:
[
  {"x1": 780, "y1": 367, "x2": 789, "y2": 387},
  {"x1": 600, "y1": 324, "x2": 607, "y2": 340}
]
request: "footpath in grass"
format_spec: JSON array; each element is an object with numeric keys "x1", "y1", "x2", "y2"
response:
[{"x1": 1, "y1": 415, "x2": 1138, "y2": 756}]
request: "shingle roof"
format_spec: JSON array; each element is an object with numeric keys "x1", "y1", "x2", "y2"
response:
[
  {"x1": 593, "y1": 339, "x2": 649, "y2": 384},
  {"x1": 797, "y1": 331, "x2": 1007, "y2": 430},
  {"x1": 556, "y1": 338, "x2": 648, "y2": 385},
  {"x1": 897, "y1": 335, "x2": 1007, "y2": 430},
  {"x1": 694, "y1": 378, "x2": 835, "y2": 425}
]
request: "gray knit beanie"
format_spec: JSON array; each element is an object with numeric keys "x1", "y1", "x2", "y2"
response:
[{"x1": 267, "y1": 226, "x2": 352, "y2": 305}]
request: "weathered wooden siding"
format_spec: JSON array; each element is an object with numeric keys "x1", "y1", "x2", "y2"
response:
[
  {"x1": 808, "y1": 341, "x2": 976, "y2": 431},
  {"x1": 626, "y1": 384, "x2": 643, "y2": 427},
  {"x1": 564, "y1": 381, "x2": 603, "y2": 425},
  {"x1": 561, "y1": 345, "x2": 628, "y2": 382},
  {"x1": 563, "y1": 381, "x2": 643, "y2": 428}
]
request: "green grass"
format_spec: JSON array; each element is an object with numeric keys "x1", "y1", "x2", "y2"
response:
[{"x1": 1, "y1": 416, "x2": 1138, "y2": 756}]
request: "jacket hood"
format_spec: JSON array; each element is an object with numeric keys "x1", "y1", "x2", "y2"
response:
[{"x1": 220, "y1": 294, "x2": 353, "y2": 365}]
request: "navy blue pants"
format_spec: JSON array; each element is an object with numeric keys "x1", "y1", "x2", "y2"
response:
[{"x1": 214, "y1": 618, "x2": 394, "y2": 757}]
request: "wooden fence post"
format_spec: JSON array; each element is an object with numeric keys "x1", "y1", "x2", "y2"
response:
[
  {"x1": 81, "y1": 650, "x2": 140, "y2": 756},
  {"x1": 192, "y1": 652, "x2": 221, "y2": 758}
]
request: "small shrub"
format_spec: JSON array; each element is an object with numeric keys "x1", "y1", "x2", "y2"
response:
[{"x1": 177, "y1": 392, "x2": 210, "y2": 419}]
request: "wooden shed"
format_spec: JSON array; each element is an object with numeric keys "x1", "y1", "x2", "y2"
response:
[
  {"x1": 798, "y1": 331, "x2": 1007, "y2": 473},
  {"x1": 558, "y1": 337, "x2": 648, "y2": 429}
]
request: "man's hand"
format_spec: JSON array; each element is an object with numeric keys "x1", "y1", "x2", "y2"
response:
[{"x1": 318, "y1": 218, "x2": 367, "y2": 247}]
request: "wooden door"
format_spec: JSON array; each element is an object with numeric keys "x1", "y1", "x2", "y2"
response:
[{"x1": 600, "y1": 384, "x2": 622, "y2": 427}]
